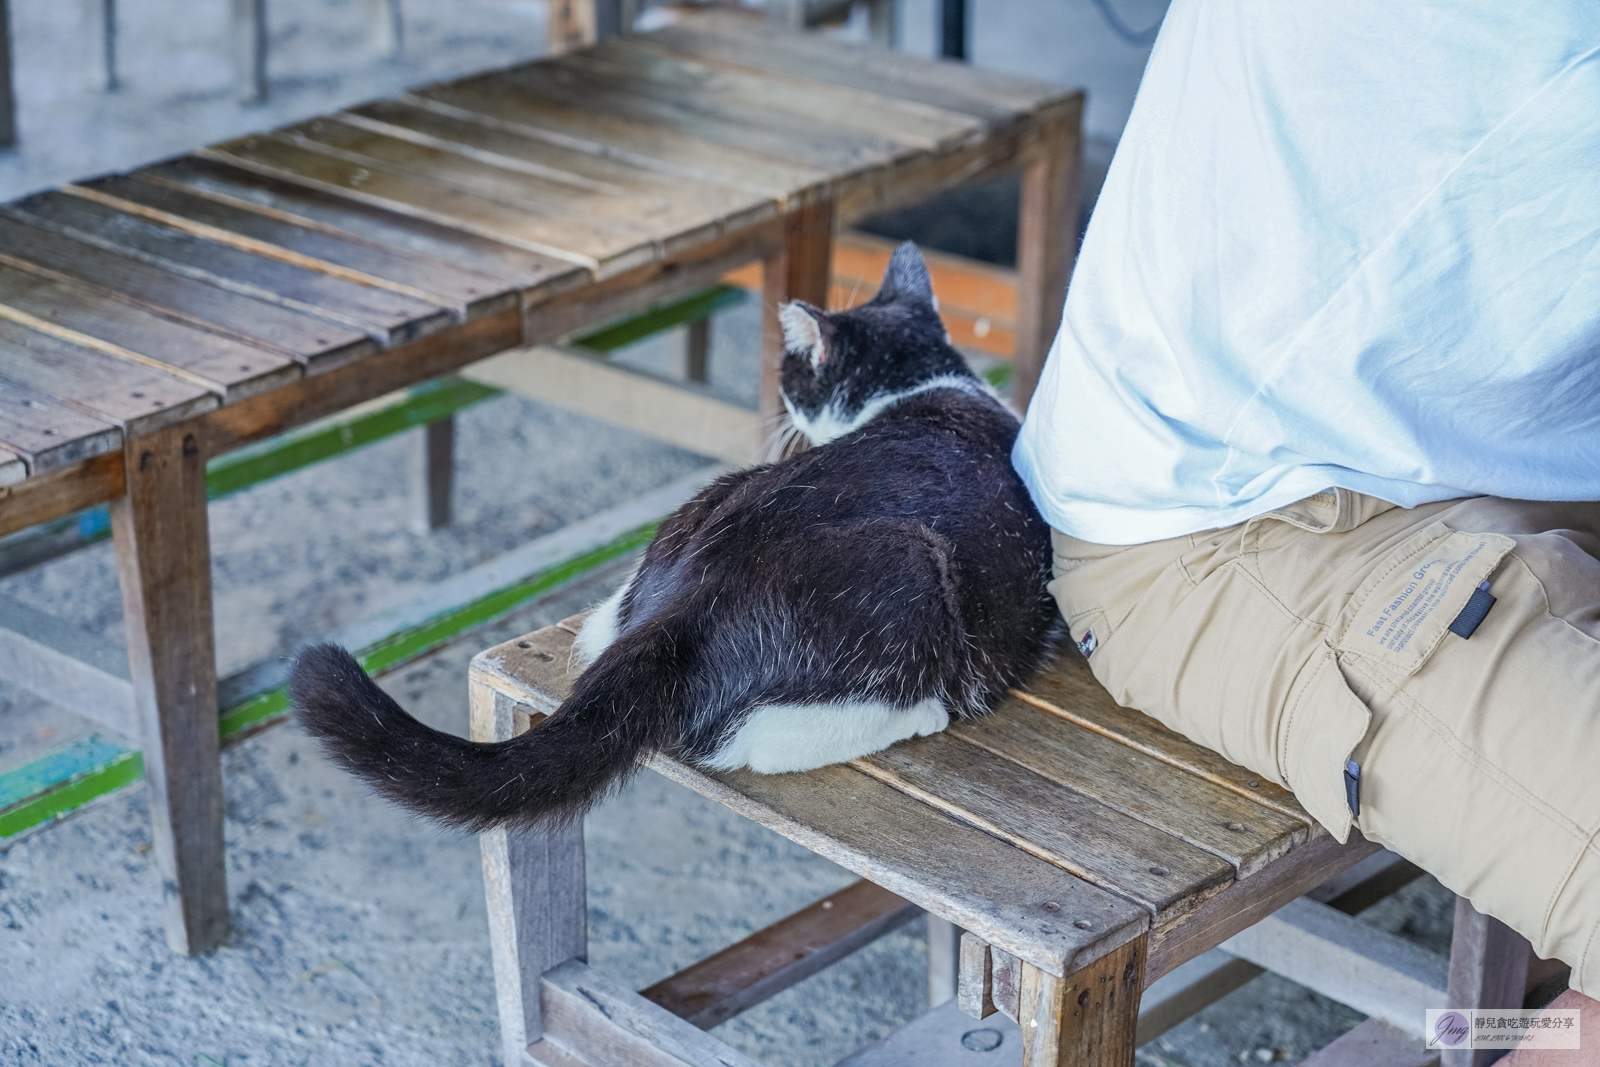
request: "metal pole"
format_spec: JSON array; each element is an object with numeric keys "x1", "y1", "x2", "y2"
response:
[
  {"x1": 0, "y1": 0, "x2": 15, "y2": 147},
  {"x1": 939, "y1": 0, "x2": 966, "y2": 60}
]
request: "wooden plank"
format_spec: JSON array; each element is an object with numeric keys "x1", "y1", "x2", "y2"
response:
[
  {"x1": 0, "y1": 258, "x2": 299, "y2": 403},
  {"x1": 651, "y1": 13, "x2": 1069, "y2": 117},
  {"x1": 408, "y1": 417, "x2": 453, "y2": 533},
  {"x1": 0, "y1": 382, "x2": 122, "y2": 476},
  {"x1": 489, "y1": 56, "x2": 905, "y2": 178},
  {"x1": 1144, "y1": 830, "x2": 1380, "y2": 983},
  {"x1": 0, "y1": 592, "x2": 136, "y2": 736},
  {"x1": 110, "y1": 420, "x2": 228, "y2": 955},
  {"x1": 0, "y1": 451, "x2": 124, "y2": 538},
  {"x1": 1013, "y1": 110, "x2": 1079, "y2": 409},
  {"x1": 473, "y1": 681, "x2": 587, "y2": 1062},
  {"x1": 948, "y1": 696, "x2": 1306, "y2": 879},
  {"x1": 0, "y1": 215, "x2": 374, "y2": 371},
  {"x1": 407, "y1": 82, "x2": 830, "y2": 205},
  {"x1": 7, "y1": 192, "x2": 452, "y2": 345},
  {"x1": 839, "y1": 998, "x2": 1023, "y2": 1067},
  {"x1": 461, "y1": 343, "x2": 760, "y2": 465},
  {"x1": 589, "y1": 37, "x2": 982, "y2": 151},
  {"x1": 73, "y1": 175, "x2": 517, "y2": 319},
  {"x1": 857, "y1": 732, "x2": 1235, "y2": 924},
  {"x1": 1445, "y1": 897, "x2": 1533, "y2": 1067},
  {"x1": 761, "y1": 201, "x2": 833, "y2": 441},
  {"x1": 541, "y1": 960, "x2": 765, "y2": 1067},
  {"x1": 1300, "y1": 1019, "x2": 1440, "y2": 1067},
  {"x1": 344, "y1": 99, "x2": 776, "y2": 227},
  {"x1": 0, "y1": 318, "x2": 219, "y2": 436},
  {"x1": 1017, "y1": 650, "x2": 1319, "y2": 829},
  {"x1": 474, "y1": 622, "x2": 1149, "y2": 978},
  {"x1": 276, "y1": 118, "x2": 736, "y2": 260},
  {"x1": 958, "y1": 931, "x2": 996, "y2": 1019},
  {"x1": 992, "y1": 946, "x2": 1022, "y2": 1023},
  {"x1": 1218, "y1": 896, "x2": 1448, "y2": 1037},
  {"x1": 0, "y1": 445, "x2": 23, "y2": 487},
  {"x1": 142, "y1": 156, "x2": 579, "y2": 295},
  {"x1": 198, "y1": 303, "x2": 521, "y2": 456},
  {"x1": 1018, "y1": 935, "x2": 1144, "y2": 1067},
  {"x1": 641, "y1": 878, "x2": 921, "y2": 1029}
]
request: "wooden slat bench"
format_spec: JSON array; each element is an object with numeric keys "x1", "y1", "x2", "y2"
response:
[
  {"x1": 0, "y1": 8, "x2": 1081, "y2": 957},
  {"x1": 470, "y1": 617, "x2": 1554, "y2": 1067}
]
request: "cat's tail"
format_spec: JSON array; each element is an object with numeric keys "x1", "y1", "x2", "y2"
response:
[{"x1": 289, "y1": 624, "x2": 688, "y2": 831}]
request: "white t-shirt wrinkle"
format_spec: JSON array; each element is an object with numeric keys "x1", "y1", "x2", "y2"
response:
[{"x1": 1012, "y1": 0, "x2": 1600, "y2": 545}]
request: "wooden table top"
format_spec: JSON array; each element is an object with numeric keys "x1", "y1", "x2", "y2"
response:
[
  {"x1": 472, "y1": 613, "x2": 1361, "y2": 986},
  {"x1": 0, "y1": 12, "x2": 1079, "y2": 502}
]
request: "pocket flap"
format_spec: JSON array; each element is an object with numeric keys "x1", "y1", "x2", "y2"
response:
[
  {"x1": 1334, "y1": 524, "x2": 1515, "y2": 677},
  {"x1": 1279, "y1": 647, "x2": 1372, "y2": 843}
]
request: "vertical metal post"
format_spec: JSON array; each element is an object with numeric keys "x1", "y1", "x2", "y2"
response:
[
  {"x1": 82, "y1": 0, "x2": 119, "y2": 90},
  {"x1": 232, "y1": 0, "x2": 268, "y2": 103},
  {"x1": 0, "y1": 0, "x2": 15, "y2": 147},
  {"x1": 939, "y1": 0, "x2": 965, "y2": 59}
]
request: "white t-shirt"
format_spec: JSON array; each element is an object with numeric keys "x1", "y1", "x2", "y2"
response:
[{"x1": 1012, "y1": 0, "x2": 1600, "y2": 545}]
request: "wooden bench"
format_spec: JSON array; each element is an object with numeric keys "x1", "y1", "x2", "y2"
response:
[
  {"x1": 0, "y1": 8, "x2": 1081, "y2": 956},
  {"x1": 470, "y1": 616, "x2": 1560, "y2": 1067}
]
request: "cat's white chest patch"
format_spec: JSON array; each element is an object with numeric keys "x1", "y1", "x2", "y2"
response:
[{"x1": 704, "y1": 697, "x2": 950, "y2": 774}]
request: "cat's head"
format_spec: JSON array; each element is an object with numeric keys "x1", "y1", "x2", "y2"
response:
[{"x1": 779, "y1": 242, "x2": 978, "y2": 447}]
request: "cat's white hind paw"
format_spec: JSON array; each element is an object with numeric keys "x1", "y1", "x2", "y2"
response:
[{"x1": 704, "y1": 697, "x2": 950, "y2": 774}]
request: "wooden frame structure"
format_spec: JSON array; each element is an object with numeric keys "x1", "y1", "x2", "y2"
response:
[
  {"x1": 0, "y1": 8, "x2": 1081, "y2": 956},
  {"x1": 471, "y1": 617, "x2": 1560, "y2": 1067}
]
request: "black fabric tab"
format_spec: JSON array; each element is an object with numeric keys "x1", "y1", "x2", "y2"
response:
[
  {"x1": 1449, "y1": 587, "x2": 1497, "y2": 640},
  {"x1": 1344, "y1": 763, "x2": 1361, "y2": 818}
]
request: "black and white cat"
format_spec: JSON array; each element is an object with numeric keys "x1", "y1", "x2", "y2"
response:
[{"x1": 291, "y1": 243, "x2": 1057, "y2": 831}]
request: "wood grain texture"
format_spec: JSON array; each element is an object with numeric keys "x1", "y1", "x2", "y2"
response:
[
  {"x1": 0, "y1": 317, "x2": 220, "y2": 436},
  {"x1": 0, "y1": 381, "x2": 122, "y2": 476},
  {"x1": 142, "y1": 155, "x2": 579, "y2": 295},
  {"x1": 947, "y1": 696, "x2": 1306, "y2": 879},
  {"x1": 958, "y1": 931, "x2": 996, "y2": 1019},
  {"x1": 0, "y1": 214, "x2": 375, "y2": 370},
  {"x1": 0, "y1": 257, "x2": 300, "y2": 403},
  {"x1": 1012, "y1": 109, "x2": 1079, "y2": 411},
  {"x1": 73, "y1": 175, "x2": 516, "y2": 319},
  {"x1": 542, "y1": 960, "x2": 765, "y2": 1067},
  {"x1": 1019, "y1": 935, "x2": 1144, "y2": 1067},
  {"x1": 761, "y1": 201, "x2": 833, "y2": 440},
  {"x1": 641, "y1": 878, "x2": 921, "y2": 1029},
  {"x1": 857, "y1": 732, "x2": 1234, "y2": 924},
  {"x1": 473, "y1": 681, "x2": 587, "y2": 1062},
  {"x1": 110, "y1": 420, "x2": 228, "y2": 955},
  {"x1": 1444, "y1": 897, "x2": 1533, "y2": 1067},
  {"x1": 0, "y1": 450, "x2": 124, "y2": 536},
  {"x1": 992, "y1": 946, "x2": 1022, "y2": 1023},
  {"x1": 1017, "y1": 649, "x2": 1319, "y2": 831},
  {"x1": 8, "y1": 191, "x2": 452, "y2": 345}
]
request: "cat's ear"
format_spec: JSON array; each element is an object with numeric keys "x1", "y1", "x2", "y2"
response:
[
  {"x1": 780, "y1": 301, "x2": 833, "y2": 368},
  {"x1": 876, "y1": 242, "x2": 936, "y2": 310}
]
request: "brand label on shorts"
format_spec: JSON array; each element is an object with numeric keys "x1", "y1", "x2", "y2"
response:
[
  {"x1": 1338, "y1": 527, "x2": 1514, "y2": 676},
  {"x1": 1076, "y1": 628, "x2": 1098, "y2": 658}
]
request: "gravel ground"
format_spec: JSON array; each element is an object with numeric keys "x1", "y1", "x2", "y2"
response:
[{"x1": 0, "y1": 1, "x2": 1469, "y2": 1063}]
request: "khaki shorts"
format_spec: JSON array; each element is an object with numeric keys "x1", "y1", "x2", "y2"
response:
[{"x1": 1049, "y1": 490, "x2": 1600, "y2": 995}]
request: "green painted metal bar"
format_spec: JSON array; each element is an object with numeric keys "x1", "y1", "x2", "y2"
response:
[{"x1": 0, "y1": 519, "x2": 659, "y2": 840}]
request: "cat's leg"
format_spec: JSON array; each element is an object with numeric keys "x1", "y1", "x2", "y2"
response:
[
  {"x1": 572, "y1": 565, "x2": 637, "y2": 665},
  {"x1": 703, "y1": 696, "x2": 951, "y2": 773}
]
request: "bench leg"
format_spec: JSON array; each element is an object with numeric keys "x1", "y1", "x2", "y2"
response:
[
  {"x1": 928, "y1": 915, "x2": 961, "y2": 1006},
  {"x1": 685, "y1": 317, "x2": 711, "y2": 384},
  {"x1": 1013, "y1": 110, "x2": 1082, "y2": 411},
  {"x1": 761, "y1": 200, "x2": 834, "y2": 453},
  {"x1": 110, "y1": 422, "x2": 228, "y2": 956},
  {"x1": 409, "y1": 417, "x2": 454, "y2": 533},
  {"x1": 1443, "y1": 896, "x2": 1533, "y2": 1067},
  {"x1": 472, "y1": 680, "x2": 587, "y2": 1067},
  {"x1": 1019, "y1": 935, "x2": 1146, "y2": 1067}
]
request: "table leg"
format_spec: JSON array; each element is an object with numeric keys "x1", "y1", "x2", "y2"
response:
[
  {"x1": 1019, "y1": 935, "x2": 1146, "y2": 1067},
  {"x1": 1444, "y1": 896, "x2": 1533, "y2": 1067},
  {"x1": 110, "y1": 422, "x2": 228, "y2": 956},
  {"x1": 760, "y1": 200, "x2": 834, "y2": 454},
  {"x1": 473, "y1": 679, "x2": 587, "y2": 1067},
  {"x1": 1013, "y1": 110, "x2": 1082, "y2": 411},
  {"x1": 409, "y1": 417, "x2": 454, "y2": 533}
]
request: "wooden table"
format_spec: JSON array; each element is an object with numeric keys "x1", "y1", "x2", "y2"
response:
[
  {"x1": 472, "y1": 616, "x2": 1550, "y2": 1067},
  {"x1": 0, "y1": 10, "x2": 1082, "y2": 956}
]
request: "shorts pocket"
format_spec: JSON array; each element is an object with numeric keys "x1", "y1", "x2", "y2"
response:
[
  {"x1": 1277, "y1": 644, "x2": 1372, "y2": 843},
  {"x1": 1333, "y1": 523, "x2": 1514, "y2": 678}
]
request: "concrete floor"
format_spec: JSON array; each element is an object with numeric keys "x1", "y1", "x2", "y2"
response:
[{"x1": 0, "y1": 1, "x2": 1464, "y2": 1064}]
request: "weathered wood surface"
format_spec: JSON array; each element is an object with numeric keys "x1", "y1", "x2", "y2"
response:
[
  {"x1": 1012, "y1": 109, "x2": 1079, "y2": 409},
  {"x1": 1444, "y1": 897, "x2": 1534, "y2": 1067},
  {"x1": 0, "y1": 451, "x2": 123, "y2": 537},
  {"x1": 1019, "y1": 935, "x2": 1145, "y2": 1067},
  {"x1": 111, "y1": 420, "x2": 228, "y2": 955},
  {"x1": 641, "y1": 878, "x2": 921, "y2": 1029},
  {"x1": 761, "y1": 201, "x2": 834, "y2": 438},
  {"x1": 958, "y1": 931, "x2": 996, "y2": 1019}
]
